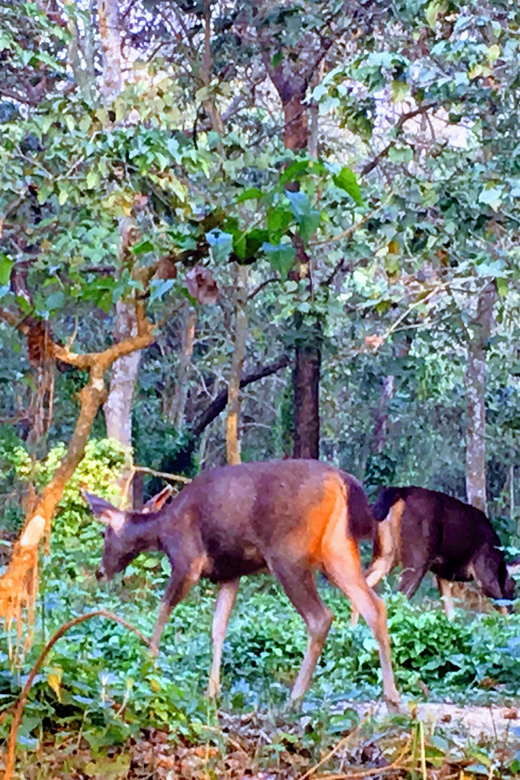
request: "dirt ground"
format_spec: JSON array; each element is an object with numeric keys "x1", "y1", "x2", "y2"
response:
[{"x1": 345, "y1": 700, "x2": 520, "y2": 743}]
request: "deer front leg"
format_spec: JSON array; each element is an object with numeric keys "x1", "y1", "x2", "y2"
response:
[
  {"x1": 150, "y1": 556, "x2": 206, "y2": 655},
  {"x1": 207, "y1": 578, "x2": 240, "y2": 698}
]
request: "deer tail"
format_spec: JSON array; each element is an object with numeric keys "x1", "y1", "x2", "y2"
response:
[{"x1": 372, "y1": 487, "x2": 406, "y2": 522}]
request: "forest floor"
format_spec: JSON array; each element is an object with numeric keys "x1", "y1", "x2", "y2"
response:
[{"x1": 7, "y1": 700, "x2": 520, "y2": 780}]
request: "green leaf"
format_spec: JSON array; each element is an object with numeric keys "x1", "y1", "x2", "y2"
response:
[
  {"x1": 149, "y1": 278, "x2": 175, "y2": 302},
  {"x1": 86, "y1": 169, "x2": 100, "y2": 189},
  {"x1": 271, "y1": 52, "x2": 283, "y2": 68},
  {"x1": 267, "y1": 207, "x2": 293, "y2": 241},
  {"x1": 299, "y1": 210, "x2": 321, "y2": 244},
  {"x1": 131, "y1": 240, "x2": 154, "y2": 256},
  {"x1": 46, "y1": 291, "x2": 65, "y2": 310},
  {"x1": 286, "y1": 190, "x2": 311, "y2": 220},
  {"x1": 0, "y1": 255, "x2": 13, "y2": 286},
  {"x1": 496, "y1": 277, "x2": 508, "y2": 297},
  {"x1": 207, "y1": 229, "x2": 233, "y2": 262},
  {"x1": 262, "y1": 241, "x2": 295, "y2": 278},
  {"x1": 478, "y1": 186, "x2": 503, "y2": 211},
  {"x1": 235, "y1": 188, "x2": 263, "y2": 204},
  {"x1": 57, "y1": 186, "x2": 69, "y2": 205},
  {"x1": 391, "y1": 80, "x2": 409, "y2": 103},
  {"x1": 195, "y1": 86, "x2": 210, "y2": 102},
  {"x1": 332, "y1": 167, "x2": 363, "y2": 205}
]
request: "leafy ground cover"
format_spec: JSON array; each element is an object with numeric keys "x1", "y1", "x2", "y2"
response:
[{"x1": 1, "y1": 441, "x2": 520, "y2": 776}]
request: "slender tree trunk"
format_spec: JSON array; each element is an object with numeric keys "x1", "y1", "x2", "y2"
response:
[
  {"x1": 97, "y1": 0, "x2": 142, "y2": 461},
  {"x1": 172, "y1": 306, "x2": 197, "y2": 430},
  {"x1": 226, "y1": 264, "x2": 248, "y2": 465},
  {"x1": 464, "y1": 282, "x2": 497, "y2": 512},
  {"x1": 104, "y1": 300, "x2": 140, "y2": 447},
  {"x1": 372, "y1": 375, "x2": 395, "y2": 454},
  {"x1": 98, "y1": 0, "x2": 122, "y2": 98}
]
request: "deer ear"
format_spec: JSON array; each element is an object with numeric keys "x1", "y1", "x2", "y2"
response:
[
  {"x1": 82, "y1": 491, "x2": 126, "y2": 533},
  {"x1": 142, "y1": 485, "x2": 173, "y2": 514}
]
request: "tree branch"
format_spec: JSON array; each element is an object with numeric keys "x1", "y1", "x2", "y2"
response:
[
  {"x1": 360, "y1": 102, "x2": 437, "y2": 176},
  {"x1": 192, "y1": 355, "x2": 291, "y2": 438}
]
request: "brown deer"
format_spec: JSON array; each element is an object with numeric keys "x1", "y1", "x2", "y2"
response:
[
  {"x1": 351, "y1": 486, "x2": 515, "y2": 625},
  {"x1": 84, "y1": 459, "x2": 399, "y2": 706}
]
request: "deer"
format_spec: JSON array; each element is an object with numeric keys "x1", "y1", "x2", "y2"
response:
[
  {"x1": 84, "y1": 459, "x2": 400, "y2": 707},
  {"x1": 351, "y1": 485, "x2": 516, "y2": 626}
]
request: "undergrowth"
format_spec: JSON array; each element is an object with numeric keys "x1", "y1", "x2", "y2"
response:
[{"x1": 1, "y1": 438, "x2": 520, "y2": 776}]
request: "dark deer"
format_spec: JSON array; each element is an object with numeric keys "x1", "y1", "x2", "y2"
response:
[
  {"x1": 84, "y1": 459, "x2": 399, "y2": 706},
  {"x1": 351, "y1": 486, "x2": 515, "y2": 624}
]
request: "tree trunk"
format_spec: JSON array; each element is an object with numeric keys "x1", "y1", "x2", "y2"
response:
[
  {"x1": 226, "y1": 264, "x2": 248, "y2": 465},
  {"x1": 98, "y1": 0, "x2": 122, "y2": 99},
  {"x1": 372, "y1": 375, "x2": 395, "y2": 454},
  {"x1": 172, "y1": 306, "x2": 197, "y2": 430},
  {"x1": 97, "y1": 0, "x2": 142, "y2": 462},
  {"x1": 293, "y1": 335, "x2": 320, "y2": 459},
  {"x1": 282, "y1": 95, "x2": 321, "y2": 459},
  {"x1": 465, "y1": 282, "x2": 497, "y2": 512},
  {"x1": 104, "y1": 300, "x2": 140, "y2": 448}
]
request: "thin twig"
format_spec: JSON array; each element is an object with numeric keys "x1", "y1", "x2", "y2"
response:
[
  {"x1": 4, "y1": 610, "x2": 151, "y2": 780},
  {"x1": 248, "y1": 277, "x2": 280, "y2": 300},
  {"x1": 298, "y1": 719, "x2": 368, "y2": 780},
  {"x1": 313, "y1": 735, "x2": 412, "y2": 780},
  {"x1": 133, "y1": 466, "x2": 192, "y2": 484}
]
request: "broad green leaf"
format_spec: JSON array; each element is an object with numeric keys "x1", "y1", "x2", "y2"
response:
[
  {"x1": 262, "y1": 241, "x2": 295, "y2": 278},
  {"x1": 478, "y1": 186, "x2": 502, "y2": 211},
  {"x1": 267, "y1": 206, "x2": 293, "y2": 241},
  {"x1": 299, "y1": 210, "x2": 321, "y2": 244},
  {"x1": 0, "y1": 255, "x2": 13, "y2": 286},
  {"x1": 131, "y1": 239, "x2": 154, "y2": 255},
  {"x1": 86, "y1": 169, "x2": 99, "y2": 189},
  {"x1": 149, "y1": 278, "x2": 175, "y2": 302},
  {"x1": 235, "y1": 188, "x2": 263, "y2": 204},
  {"x1": 496, "y1": 277, "x2": 508, "y2": 297},
  {"x1": 207, "y1": 229, "x2": 233, "y2": 263},
  {"x1": 46, "y1": 290, "x2": 65, "y2": 310},
  {"x1": 332, "y1": 167, "x2": 363, "y2": 205},
  {"x1": 388, "y1": 146, "x2": 413, "y2": 163},
  {"x1": 286, "y1": 190, "x2": 311, "y2": 220},
  {"x1": 391, "y1": 80, "x2": 409, "y2": 103},
  {"x1": 57, "y1": 186, "x2": 69, "y2": 205},
  {"x1": 195, "y1": 86, "x2": 210, "y2": 102},
  {"x1": 426, "y1": 0, "x2": 446, "y2": 28}
]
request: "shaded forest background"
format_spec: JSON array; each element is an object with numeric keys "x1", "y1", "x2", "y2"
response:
[{"x1": 1, "y1": 1, "x2": 520, "y2": 776}]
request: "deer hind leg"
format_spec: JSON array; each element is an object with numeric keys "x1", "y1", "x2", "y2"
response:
[
  {"x1": 207, "y1": 578, "x2": 240, "y2": 698},
  {"x1": 351, "y1": 508, "x2": 402, "y2": 627},
  {"x1": 268, "y1": 555, "x2": 333, "y2": 701},
  {"x1": 350, "y1": 550, "x2": 395, "y2": 628},
  {"x1": 321, "y1": 532, "x2": 400, "y2": 708},
  {"x1": 436, "y1": 577, "x2": 455, "y2": 620}
]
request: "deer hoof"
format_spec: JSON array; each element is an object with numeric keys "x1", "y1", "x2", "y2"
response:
[{"x1": 385, "y1": 695, "x2": 401, "y2": 713}]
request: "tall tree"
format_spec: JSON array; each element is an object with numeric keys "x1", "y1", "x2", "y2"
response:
[
  {"x1": 98, "y1": 0, "x2": 142, "y2": 454},
  {"x1": 465, "y1": 283, "x2": 497, "y2": 512}
]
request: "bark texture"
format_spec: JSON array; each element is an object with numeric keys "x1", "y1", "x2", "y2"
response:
[
  {"x1": 372, "y1": 375, "x2": 395, "y2": 455},
  {"x1": 98, "y1": 0, "x2": 143, "y2": 456},
  {"x1": 171, "y1": 307, "x2": 197, "y2": 429},
  {"x1": 104, "y1": 300, "x2": 141, "y2": 448},
  {"x1": 226, "y1": 264, "x2": 248, "y2": 465},
  {"x1": 465, "y1": 282, "x2": 497, "y2": 512}
]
